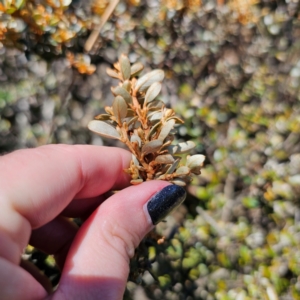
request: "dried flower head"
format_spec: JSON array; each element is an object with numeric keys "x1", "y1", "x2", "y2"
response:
[{"x1": 88, "y1": 54, "x2": 205, "y2": 186}]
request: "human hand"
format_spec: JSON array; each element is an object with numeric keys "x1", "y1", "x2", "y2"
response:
[{"x1": 0, "y1": 145, "x2": 186, "y2": 300}]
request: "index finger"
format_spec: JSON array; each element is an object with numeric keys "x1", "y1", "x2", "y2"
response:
[{"x1": 0, "y1": 144, "x2": 131, "y2": 229}]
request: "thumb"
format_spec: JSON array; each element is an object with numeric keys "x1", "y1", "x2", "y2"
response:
[{"x1": 52, "y1": 181, "x2": 186, "y2": 300}]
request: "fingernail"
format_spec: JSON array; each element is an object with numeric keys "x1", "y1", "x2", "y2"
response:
[{"x1": 144, "y1": 185, "x2": 186, "y2": 225}]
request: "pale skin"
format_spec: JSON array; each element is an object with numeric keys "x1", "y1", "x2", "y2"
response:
[{"x1": 0, "y1": 144, "x2": 170, "y2": 300}]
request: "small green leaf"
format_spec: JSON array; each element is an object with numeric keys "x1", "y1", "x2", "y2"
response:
[
  {"x1": 106, "y1": 68, "x2": 119, "y2": 79},
  {"x1": 112, "y1": 96, "x2": 127, "y2": 123},
  {"x1": 168, "y1": 141, "x2": 196, "y2": 154},
  {"x1": 15, "y1": 0, "x2": 25, "y2": 9},
  {"x1": 127, "y1": 116, "x2": 138, "y2": 127},
  {"x1": 186, "y1": 155, "x2": 205, "y2": 175},
  {"x1": 147, "y1": 100, "x2": 164, "y2": 110},
  {"x1": 166, "y1": 158, "x2": 181, "y2": 174},
  {"x1": 135, "y1": 69, "x2": 165, "y2": 92},
  {"x1": 158, "y1": 119, "x2": 175, "y2": 141},
  {"x1": 155, "y1": 154, "x2": 175, "y2": 164},
  {"x1": 175, "y1": 166, "x2": 190, "y2": 175},
  {"x1": 130, "y1": 134, "x2": 142, "y2": 147},
  {"x1": 149, "y1": 111, "x2": 163, "y2": 123},
  {"x1": 186, "y1": 154, "x2": 205, "y2": 168},
  {"x1": 119, "y1": 54, "x2": 131, "y2": 80},
  {"x1": 170, "y1": 179, "x2": 186, "y2": 186},
  {"x1": 142, "y1": 140, "x2": 163, "y2": 154},
  {"x1": 242, "y1": 197, "x2": 259, "y2": 209},
  {"x1": 111, "y1": 86, "x2": 132, "y2": 104},
  {"x1": 147, "y1": 121, "x2": 162, "y2": 139},
  {"x1": 145, "y1": 82, "x2": 162, "y2": 104},
  {"x1": 130, "y1": 62, "x2": 144, "y2": 76},
  {"x1": 88, "y1": 120, "x2": 120, "y2": 140},
  {"x1": 6, "y1": 7, "x2": 17, "y2": 14},
  {"x1": 167, "y1": 116, "x2": 184, "y2": 124},
  {"x1": 122, "y1": 80, "x2": 132, "y2": 92}
]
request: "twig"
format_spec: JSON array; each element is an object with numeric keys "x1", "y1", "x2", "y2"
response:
[{"x1": 84, "y1": 0, "x2": 120, "y2": 53}]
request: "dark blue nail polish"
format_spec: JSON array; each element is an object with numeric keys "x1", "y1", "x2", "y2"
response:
[{"x1": 146, "y1": 185, "x2": 186, "y2": 225}]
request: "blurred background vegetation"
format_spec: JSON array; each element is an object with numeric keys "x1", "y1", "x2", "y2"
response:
[{"x1": 1, "y1": 0, "x2": 300, "y2": 299}]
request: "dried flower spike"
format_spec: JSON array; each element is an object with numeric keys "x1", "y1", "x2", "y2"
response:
[{"x1": 88, "y1": 54, "x2": 205, "y2": 186}]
